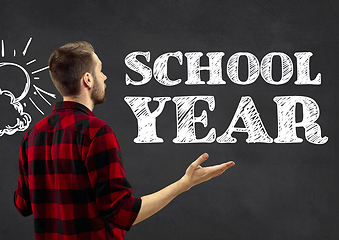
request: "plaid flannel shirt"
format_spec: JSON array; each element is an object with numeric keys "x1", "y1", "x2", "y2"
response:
[{"x1": 14, "y1": 101, "x2": 141, "y2": 240}]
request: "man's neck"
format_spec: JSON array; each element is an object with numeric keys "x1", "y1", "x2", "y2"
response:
[{"x1": 63, "y1": 96, "x2": 94, "y2": 111}]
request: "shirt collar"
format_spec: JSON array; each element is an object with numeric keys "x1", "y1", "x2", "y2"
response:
[{"x1": 53, "y1": 101, "x2": 95, "y2": 117}]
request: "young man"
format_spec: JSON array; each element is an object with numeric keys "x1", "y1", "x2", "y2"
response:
[{"x1": 14, "y1": 41, "x2": 235, "y2": 240}]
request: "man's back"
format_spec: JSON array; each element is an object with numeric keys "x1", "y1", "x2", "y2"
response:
[
  {"x1": 14, "y1": 41, "x2": 234, "y2": 240},
  {"x1": 14, "y1": 101, "x2": 141, "y2": 240}
]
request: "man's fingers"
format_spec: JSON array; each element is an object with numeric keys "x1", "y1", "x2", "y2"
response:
[
  {"x1": 191, "y1": 154, "x2": 235, "y2": 172},
  {"x1": 190, "y1": 153, "x2": 235, "y2": 181},
  {"x1": 197, "y1": 161, "x2": 235, "y2": 182},
  {"x1": 220, "y1": 161, "x2": 235, "y2": 173},
  {"x1": 224, "y1": 161, "x2": 235, "y2": 169},
  {"x1": 207, "y1": 161, "x2": 235, "y2": 173},
  {"x1": 191, "y1": 153, "x2": 209, "y2": 168}
]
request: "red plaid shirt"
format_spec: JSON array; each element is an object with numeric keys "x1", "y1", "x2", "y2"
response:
[{"x1": 14, "y1": 101, "x2": 141, "y2": 240}]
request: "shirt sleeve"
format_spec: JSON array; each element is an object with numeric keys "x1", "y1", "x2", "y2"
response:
[
  {"x1": 14, "y1": 131, "x2": 33, "y2": 217},
  {"x1": 85, "y1": 125, "x2": 141, "y2": 231}
]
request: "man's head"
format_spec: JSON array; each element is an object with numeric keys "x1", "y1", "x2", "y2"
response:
[
  {"x1": 49, "y1": 41, "x2": 97, "y2": 97},
  {"x1": 48, "y1": 41, "x2": 107, "y2": 107}
]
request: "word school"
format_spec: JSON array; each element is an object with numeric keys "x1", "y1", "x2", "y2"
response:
[
  {"x1": 125, "y1": 51, "x2": 321, "y2": 86},
  {"x1": 124, "y1": 51, "x2": 327, "y2": 144}
]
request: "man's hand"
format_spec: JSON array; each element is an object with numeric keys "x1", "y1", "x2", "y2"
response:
[
  {"x1": 133, "y1": 153, "x2": 235, "y2": 225},
  {"x1": 180, "y1": 153, "x2": 235, "y2": 191}
]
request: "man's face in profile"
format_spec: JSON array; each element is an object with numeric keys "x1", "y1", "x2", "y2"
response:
[{"x1": 91, "y1": 53, "x2": 107, "y2": 105}]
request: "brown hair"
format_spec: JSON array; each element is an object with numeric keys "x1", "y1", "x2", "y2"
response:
[{"x1": 48, "y1": 41, "x2": 95, "y2": 96}]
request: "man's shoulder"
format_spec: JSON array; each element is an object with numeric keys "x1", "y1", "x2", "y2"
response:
[
  {"x1": 29, "y1": 110, "x2": 110, "y2": 139},
  {"x1": 86, "y1": 115, "x2": 111, "y2": 138},
  {"x1": 64, "y1": 111, "x2": 110, "y2": 139},
  {"x1": 27, "y1": 114, "x2": 52, "y2": 135}
]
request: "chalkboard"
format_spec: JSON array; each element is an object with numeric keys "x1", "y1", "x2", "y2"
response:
[{"x1": 1, "y1": 1, "x2": 339, "y2": 239}]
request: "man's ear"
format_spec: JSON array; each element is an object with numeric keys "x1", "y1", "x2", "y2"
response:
[{"x1": 82, "y1": 72, "x2": 93, "y2": 89}]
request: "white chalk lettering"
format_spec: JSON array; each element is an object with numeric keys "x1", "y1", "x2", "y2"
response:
[
  {"x1": 261, "y1": 52, "x2": 294, "y2": 85},
  {"x1": 153, "y1": 51, "x2": 183, "y2": 86},
  {"x1": 172, "y1": 96, "x2": 216, "y2": 143},
  {"x1": 227, "y1": 52, "x2": 260, "y2": 85},
  {"x1": 124, "y1": 95, "x2": 327, "y2": 144},
  {"x1": 125, "y1": 51, "x2": 152, "y2": 85},
  {"x1": 273, "y1": 96, "x2": 328, "y2": 144},
  {"x1": 294, "y1": 52, "x2": 321, "y2": 85},
  {"x1": 125, "y1": 51, "x2": 321, "y2": 86},
  {"x1": 124, "y1": 96, "x2": 171, "y2": 143},
  {"x1": 184, "y1": 52, "x2": 226, "y2": 85},
  {"x1": 217, "y1": 96, "x2": 273, "y2": 143}
]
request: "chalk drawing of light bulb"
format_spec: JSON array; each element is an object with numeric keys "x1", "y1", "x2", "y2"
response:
[{"x1": 0, "y1": 37, "x2": 56, "y2": 137}]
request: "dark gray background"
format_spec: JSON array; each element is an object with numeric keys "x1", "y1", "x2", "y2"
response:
[{"x1": 1, "y1": 1, "x2": 338, "y2": 239}]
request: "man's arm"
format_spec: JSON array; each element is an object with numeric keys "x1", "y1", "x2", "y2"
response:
[
  {"x1": 14, "y1": 131, "x2": 33, "y2": 217},
  {"x1": 133, "y1": 153, "x2": 235, "y2": 225}
]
